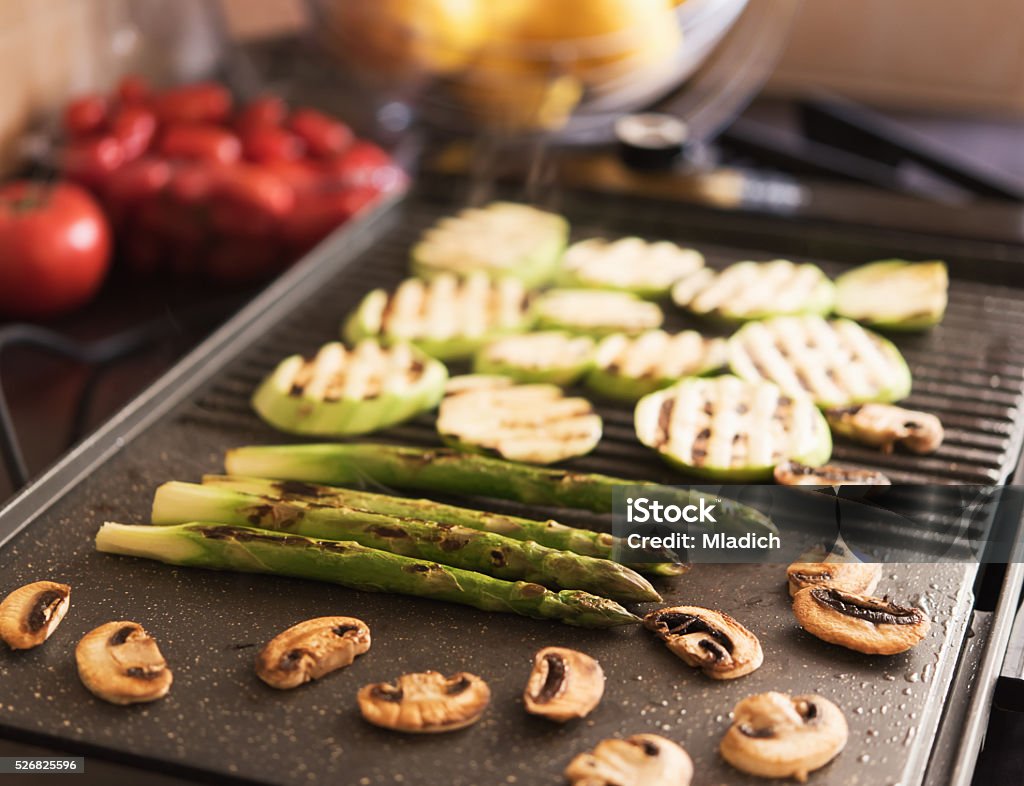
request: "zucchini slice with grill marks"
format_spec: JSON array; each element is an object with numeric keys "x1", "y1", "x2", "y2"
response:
[
  {"x1": 253, "y1": 341, "x2": 447, "y2": 436},
  {"x1": 560, "y1": 237, "x2": 704, "y2": 299},
  {"x1": 671, "y1": 259, "x2": 834, "y2": 322},
  {"x1": 437, "y1": 375, "x2": 602, "y2": 465},
  {"x1": 474, "y1": 331, "x2": 595, "y2": 385},
  {"x1": 532, "y1": 289, "x2": 663, "y2": 336},
  {"x1": 635, "y1": 376, "x2": 832, "y2": 481},
  {"x1": 834, "y1": 259, "x2": 948, "y2": 330},
  {"x1": 586, "y1": 330, "x2": 727, "y2": 402},
  {"x1": 728, "y1": 316, "x2": 912, "y2": 408},
  {"x1": 343, "y1": 273, "x2": 531, "y2": 361},
  {"x1": 410, "y1": 202, "x2": 568, "y2": 288}
]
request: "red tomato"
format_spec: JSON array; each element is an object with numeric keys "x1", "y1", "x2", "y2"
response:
[
  {"x1": 63, "y1": 95, "x2": 108, "y2": 138},
  {"x1": 167, "y1": 162, "x2": 224, "y2": 205},
  {"x1": 288, "y1": 108, "x2": 353, "y2": 157},
  {"x1": 62, "y1": 137, "x2": 125, "y2": 190},
  {"x1": 103, "y1": 158, "x2": 172, "y2": 226},
  {"x1": 260, "y1": 159, "x2": 324, "y2": 195},
  {"x1": 213, "y1": 165, "x2": 294, "y2": 217},
  {"x1": 159, "y1": 124, "x2": 242, "y2": 164},
  {"x1": 0, "y1": 181, "x2": 111, "y2": 318},
  {"x1": 282, "y1": 187, "x2": 379, "y2": 252},
  {"x1": 323, "y1": 141, "x2": 403, "y2": 191},
  {"x1": 241, "y1": 127, "x2": 306, "y2": 163},
  {"x1": 108, "y1": 105, "x2": 157, "y2": 161},
  {"x1": 153, "y1": 82, "x2": 232, "y2": 124},
  {"x1": 236, "y1": 96, "x2": 287, "y2": 132},
  {"x1": 116, "y1": 74, "x2": 150, "y2": 105}
]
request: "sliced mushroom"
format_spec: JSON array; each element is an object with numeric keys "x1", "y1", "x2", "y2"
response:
[
  {"x1": 643, "y1": 606, "x2": 763, "y2": 680},
  {"x1": 826, "y1": 403, "x2": 944, "y2": 454},
  {"x1": 523, "y1": 646, "x2": 604, "y2": 722},
  {"x1": 565, "y1": 734, "x2": 693, "y2": 786},
  {"x1": 793, "y1": 587, "x2": 930, "y2": 655},
  {"x1": 75, "y1": 621, "x2": 173, "y2": 705},
  {"x1": 0, "y1": 581, "x2": 70, "y2": 650},
  {"x1": 256, "y1": 616, "x2": 370, "y2": 689},
  {"x1": 357, "y1": 671, "x2": 490, "y2": 733},
  {"x1": 786, "y1": 560, "x2": 882, "y2": 598},
  {"x1": 773, "y1": 460, "x2": 890, "y2": 486},
  {"x1": 720, "y1": 692, "x2": 847, "y2": 782}
]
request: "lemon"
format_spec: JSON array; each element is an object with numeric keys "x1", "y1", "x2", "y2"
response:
[{"x1": 323, "y1": 0, "x2": 487, "y2": 78}]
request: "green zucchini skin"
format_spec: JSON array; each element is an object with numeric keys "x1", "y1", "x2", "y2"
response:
[
  {"x1": 726, "y1": 317, "x2": 912, "y2": 409},
  {"x1": 833, "y1": 259, "x2": 948, "y2": 330},
  {"x1": 472, "y1": 332, "x2": 595, "y2": 386},
  {"x1": 557, "y1": 237, "x2": 705, "y2": 300},
  {"x1": 252, "y1": 342, "x2": 448, "y2": 437},
  {"x1": 409, "y1": 202, "x2": 569, "y2": 289},
  {"x1": 634, "y1": 376, "x2": 833, "y2": 481}
]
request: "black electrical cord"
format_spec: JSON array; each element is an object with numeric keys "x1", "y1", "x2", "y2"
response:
[{"x1": 0, "y1": 297, "x2": 244, "y2": 491}]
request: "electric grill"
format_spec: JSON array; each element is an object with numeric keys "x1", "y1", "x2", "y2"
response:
[{"x1": 1, "y1": 177, "x2": 1023, "y2": 786}]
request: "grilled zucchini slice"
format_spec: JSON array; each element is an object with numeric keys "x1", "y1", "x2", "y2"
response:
[
  {"x1": 671, "y1": 259, "x2": 834, "y2": 322},
  {"x1": 473, "y1": 331, "x2": 595, "y2": 386},
  {"x1": 559, "y1": 237, "x2": 704, "y2": 299},
  {"x1": 343, "y1": 273, "x2": 531, "y2": 361},
  {"x1": 410, "y1": 202, "x2": 568, "y2": 288},
  {"x1": 532, "y1": 289, "x2": 663, "y2": 336},
  {"x1": 437, "y1": 375, "x2": 602, "y2": 465},
  {"x1": 586, "y1": 330, "x2": 727, "y2": 402},
  {"x1": 253, "y1": 341, "x2": 447, "y2": 436},
  {"x1": 728, "y1": 316, "x2": 912, "y2": 408},
  {"x1": 635, "y1": 376, "x2": 832, "y2": 481},
  {"x1": 834, "y1": 259, "x2": 948, "y2": 330}
]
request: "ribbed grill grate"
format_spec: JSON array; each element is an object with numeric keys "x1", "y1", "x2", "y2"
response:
[{"x1": 182, "y1": 198, "x2": 1024, "y2": 490}]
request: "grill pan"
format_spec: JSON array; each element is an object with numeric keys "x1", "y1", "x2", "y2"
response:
[{"x1": 1, "y1": 180, "x2": 1024, "y2": 785}]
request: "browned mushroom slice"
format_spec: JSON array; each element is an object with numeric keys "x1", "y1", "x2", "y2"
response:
[
  {"x1": 773, "y1": 460, "x2": 890, "y2": 487},
  {"x1": 720, "y1": 692, "x2": 847, "y2": 782},
  {"x1": 786, "y1": 561, "x2": 882, "y2": 598},
  {"x1": 792, "y1": 587, "x2": 930, "y2": 655},
  {"x1": 523, "y1": 646, "x2": 604, "y2": 722},
  {"x1": 643, "y1": 606, "x2": 763, "y2": 679},
  {"x1": 826, "y1": 403, "x2": 944, "y2": 454},
  {"x1": 357, "y1": 671, "x2": 490, "y2": 733},
  {"x1": 75, "y1": 621, "x2": 173, "y2": 705},
  {"x1": 256, "y1": 616, "x2": 370, "y2": 689},
  {"x1": 565, "y1": 733, "x2": 693, "y2": 786},
  {"x1": 0, "y1": 581, "x2": 71, "y2": 650}
]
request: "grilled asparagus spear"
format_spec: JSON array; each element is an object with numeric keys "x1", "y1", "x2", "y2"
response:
[
  {"x1": 224, "y1": 443, "x2": 777, "y2": 538},
  {"x1": 96, "y1": 522, "x2": 640, "y2": 628},
  {"x1": 202, "y1": 474, "x2": 685, "y2": 576},
  {"x1": 151, "y1": 482, "x2": 659, "y2": 602}
]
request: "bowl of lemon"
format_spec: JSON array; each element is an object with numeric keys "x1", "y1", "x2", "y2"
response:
[{"x1": 312, "y1": 0, "x2": 750, "y2": 136}]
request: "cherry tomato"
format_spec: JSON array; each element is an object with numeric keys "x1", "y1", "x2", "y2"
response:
[
  {"x1": 116, "y1": 74, "x2": 150, "y2": 105},
  {"x1": 241, "y1": 127, "x2": 306, "y2": 163},
  {"x1": 63, "y1": 95, "x2": 108, "y2": 138},
  {"x1": 62, "y1": 136, "x2": 125, "y2": 190},
  {"x1": 323, "y1": 141, "x2": 403, "y2": 190},
  {"x1": 282, "y1": 187, "x2": 379, "y2": 252},
  {"x1": 108, "y1": 105, "x2": 157, "y2": 161},
  {"x1": 259, "y1": 159, "x2": 324, "y2": 195},
  {"x1": 288, "y1": 108, "x2": 353, "y2": 157},
  {"x1": 236, "y1": 96, "x2": 287, "y2": 132},
  {"x1": 153, "y1": 82, "x2": 232, "y2": 124},
  {"x1": 0, "y1": 181, "x2": 111, "y2": 318},
  {"x1": 210, "y1": 166, "x2": 294, "y2": 238},
  {"x1": 103, "y1": 158, "x2": 172, "y2": 225},
  {"x1": 167, "y1": 162, "x2": 224, "y2": 205},
  {"x1": 159, "y1": 124, "x2": 242, "y2": 164}
]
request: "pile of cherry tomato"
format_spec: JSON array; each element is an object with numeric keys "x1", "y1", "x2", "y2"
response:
[{"x1": 60, "y1": 76, "x2": 404, "y2": 283}]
